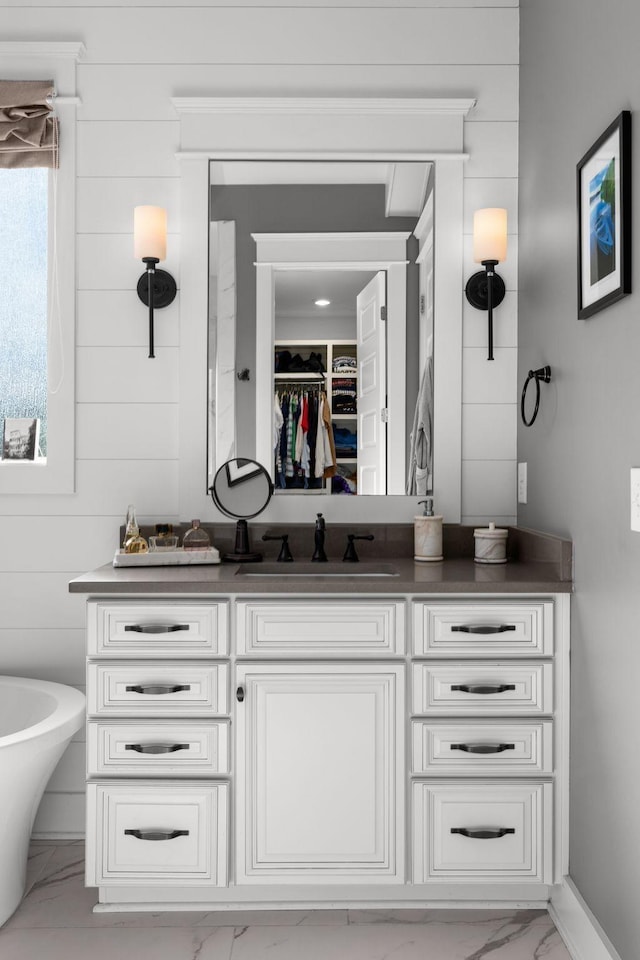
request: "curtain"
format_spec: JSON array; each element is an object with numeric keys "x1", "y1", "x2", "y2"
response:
[{"x1": 0, "y1": 80, "x2": 58, "y2": 168}]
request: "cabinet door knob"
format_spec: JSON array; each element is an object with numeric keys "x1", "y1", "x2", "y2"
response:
[
  {"x1": 450, "y1": 742, "x2": 515, "y2": 754},
  {"x1": 450, "y1": 624, "x2": 516, "y2": 635},
  {"x1": 450, "y1": 827, "x2": 515, "y2": 840},
  {"x1": 124, "y1": 623, "x2": 189, "y2": 634},
  {"x1": 450, "y1": 683, "x2": 516, "y2": 695},
  {"x1": 124, "y1": 743, "x2": 190, "y2": 754},
  {"x1": 125, "y1": 683, "x2": 191, "y2": 695},
  {"x1": 124, "y1": 828, "x2": 189, "y2": 841},
  {"x1": 236, "y1": 685, "x2": 245, "y2": 702}
]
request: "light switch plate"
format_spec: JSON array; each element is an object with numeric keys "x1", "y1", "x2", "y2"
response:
[
  {"x1": 631, "y1": 468, "x2": 640, "y2": 531},
  {"x1": 518, "y1": 462, "x2": 528, "y2": 504}
]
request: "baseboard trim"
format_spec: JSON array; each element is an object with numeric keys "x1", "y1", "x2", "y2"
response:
[{"x1": 550, "y1": 877, "x2": 622, "y2": 960}]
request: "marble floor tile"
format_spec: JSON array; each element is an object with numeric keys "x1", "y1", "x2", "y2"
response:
[
  {"x1": 0, "y1": 926, "x2": 235, "y2": 960},
  {"x1": 226, "y1": 915, "x2": 571, "y2": 960},
  {"x1": 23, "y1": 843, "x2": 57, "y2": 896},
  {"x1": 347, "y1": 907, "x2": 549, "y2": 925},
  {"x1": 2, "y1": 844, "x2": 573, "y2": 959},
  {"x1": 195, "y1": 908, "x2": 349, "y2": 927}
]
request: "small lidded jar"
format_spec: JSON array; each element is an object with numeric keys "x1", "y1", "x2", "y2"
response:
[
  {"x1": 182, "y1": 519, "x2": 211, "y2": 551},
  {"x1": 473, "y1": 521, "x2": 508, "y2": 564}
]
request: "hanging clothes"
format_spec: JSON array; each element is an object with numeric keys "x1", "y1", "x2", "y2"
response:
[
  {"x1": 406, "y1": 355, "x2": 434, "y2": 496},
  {"x1": 273, "y1": 387, "x2": 333, "y2": 490},
  {"x1": 314, "y1": 393, "x2": 337, "y2": 479}
]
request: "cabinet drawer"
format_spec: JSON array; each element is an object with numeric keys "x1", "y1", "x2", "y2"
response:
[
  {"x1": 412, "y1": 780, "x2": 553, "y2": 883},
  {"x1": 413, "y1": 602, "x2": 553, "y2": 658},
  {"x1": 237, "y1": 600, "x2": 405, "y2": 656},
  {"x1": 412, "y1": 662, "x2": 553, "y2": 716},
  {"x1": 87, "y1": 720, "x2": 230, "y2": 777},
  {"x1": 88, "y1": 601, "x2": 228, "y2": 657},
  {"x1": 87, "y1": 663, "x2": 229, "y2": 717},
  {"x1": 86, "y1": 781, "x2": 228, "y2": 886},
  {"x1": 411, "y1": 720, "x2": 553, "y2": 775}
]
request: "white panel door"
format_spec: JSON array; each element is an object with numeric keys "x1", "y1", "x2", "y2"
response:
[
  {"x1": 357, "y1": 272, "x2": 387, "y2": 495},
  {"x1": 236, "y1": 663, "x2": 404, "y2": 883}
]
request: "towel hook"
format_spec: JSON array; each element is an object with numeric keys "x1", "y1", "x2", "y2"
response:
[{"x1": 521, "y1": 366, "x2": 551, "y2": 427}]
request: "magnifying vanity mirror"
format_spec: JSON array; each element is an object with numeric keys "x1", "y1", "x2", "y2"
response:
[
  {"x1": 209, "y1": 457, "x2": 274, "y2": 562},
  {"x1": 208, "y1": 161, "x2": 435, "y2": 499}
]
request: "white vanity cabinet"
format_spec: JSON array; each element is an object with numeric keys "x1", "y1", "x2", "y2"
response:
[{"x1": 82, "y1": 591, "x2": 568, "y2": 910}]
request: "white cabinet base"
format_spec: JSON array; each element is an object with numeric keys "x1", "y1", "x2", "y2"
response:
[{"x1": 91, "y1": 881, "x2": 554, "y2": 911}]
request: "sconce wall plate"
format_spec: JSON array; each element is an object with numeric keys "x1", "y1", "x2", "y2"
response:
[
  {"x1": 136, "y1": 269, "x2": 177, "y2": 309},
  {"x1": 465, "y1": 266, "x2": 506, "y2": 312}
]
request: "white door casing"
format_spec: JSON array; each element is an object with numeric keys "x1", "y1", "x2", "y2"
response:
[
  {"x1": 357, "y1": 272, "x2": 387, "y2": 495},
  {"x1": 253, "y1": 232, "x2": 409, "y2": 492}
]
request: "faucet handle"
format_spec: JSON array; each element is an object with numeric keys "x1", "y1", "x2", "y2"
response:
[
  {"x1": 342, "y1": 533, "x2": 374, "y2": 563},
  {"x1": 261, "y1": 533, "x2": 294, "y2": 562}
]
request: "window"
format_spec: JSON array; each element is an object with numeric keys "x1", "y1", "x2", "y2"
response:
[
  {"x1": 0, "y1": 168, "x2": 49, "y2": 457},
  {"x1": 0, "y1": 43, "x2": 84, "y2": 494}
]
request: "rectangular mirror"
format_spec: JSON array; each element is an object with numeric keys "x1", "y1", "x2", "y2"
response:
[{"x1": 208, "y1": 161, "x2": 434, "y2": 497}]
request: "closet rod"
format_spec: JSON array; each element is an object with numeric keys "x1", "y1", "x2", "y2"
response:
[{"x1": 276, "y1": 380, "x2": 326, "y2": 386}]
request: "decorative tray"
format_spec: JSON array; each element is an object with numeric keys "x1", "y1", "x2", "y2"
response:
[{"x1": 113, "y1": 547, "x2": 220, "y2": 567}]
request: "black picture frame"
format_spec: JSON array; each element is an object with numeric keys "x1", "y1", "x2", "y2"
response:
[{"x1": 577, "y1": 110, "x2": 631, "y2": 319}]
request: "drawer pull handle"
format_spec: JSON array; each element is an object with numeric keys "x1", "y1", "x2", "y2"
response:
[
  {"x1": 124, "y1": 623, "x2": 189, "y2": 634},
  {"x1": 125, "y1": 684, "x2": 191, "y2": 695},
  {"x1": 451, "y1": 827, "x2": 515, "y2": 840},
  {"x1": 124, "y1": 829, "x2": 189, "y2": 841},
  {"x1": 451, "y1": 742, "x2": 515, "y2": 754},
  {"x1": 125, "y1": 743, "x2": 190, "y2": 755},
  {"x1": 451, "y1": 683, "x2": 516, "y2": 695},
  {"x1": 451, "y1": 624, "x2": 516, "y2": 635},
  {"x1": 236, "y1": 685, "x2": 245, "y2": 703}
]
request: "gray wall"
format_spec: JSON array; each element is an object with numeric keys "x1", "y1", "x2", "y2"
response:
[{"x1": 519, "y1": 2, "x2": 640, "y2": 956}]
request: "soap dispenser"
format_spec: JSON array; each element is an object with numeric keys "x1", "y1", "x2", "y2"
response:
[{"x1": 414, "y1": 497, "x2": 443, "y2": 562}]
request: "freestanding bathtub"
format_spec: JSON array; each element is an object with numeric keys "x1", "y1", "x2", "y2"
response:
[{"x1": 0, "y1": 676, "x2": 86, "y2": 926}]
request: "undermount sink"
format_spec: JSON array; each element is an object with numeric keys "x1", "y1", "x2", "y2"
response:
[{"x1": 235, "y1": 561, "x2": 399, "y2": 578}]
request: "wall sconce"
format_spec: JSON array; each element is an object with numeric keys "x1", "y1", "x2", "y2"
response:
[
  {"x1": 134, "y1": 206, "x2": 177, "y2": 358},
  {"x1": 465, "y1": 208, "x2": 507, "y2": 361}
]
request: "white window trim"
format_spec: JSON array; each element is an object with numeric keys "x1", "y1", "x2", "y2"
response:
[{"x1": 0, "y1": 42, "x2": 84, "y2": 494}]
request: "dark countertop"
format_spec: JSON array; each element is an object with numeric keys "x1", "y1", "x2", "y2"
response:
[
  {"x1": 69, "y1": 525, "x2": 572, "y2": 596},
  {"x1": 69, "y1": 557, "x2": 571, "y2": 596}
]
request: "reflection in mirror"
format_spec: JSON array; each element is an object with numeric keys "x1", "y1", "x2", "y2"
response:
[{"x1": 208, "y1": 162, "x2": 434, "y2": 497}]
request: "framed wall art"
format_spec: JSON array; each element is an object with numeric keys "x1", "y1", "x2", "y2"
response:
[
  {"x1": 577, "y1": 110, "x2": 631, "y2": 319},
  {"x1": 2, "y1": 418, "x2": 40, "y2": 460}
]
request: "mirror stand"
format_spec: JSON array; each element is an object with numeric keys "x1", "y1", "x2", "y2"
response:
[{"x1": 222, "y1": 519, "x2": 263, "y2": 563}]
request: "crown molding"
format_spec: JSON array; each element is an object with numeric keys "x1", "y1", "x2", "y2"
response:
[
  {"x1": 171, "y1": 96, "x2": 476, "y2": 117},
  {"x1": 0, "y1": 41, "x2": 86, "y2": 60}
]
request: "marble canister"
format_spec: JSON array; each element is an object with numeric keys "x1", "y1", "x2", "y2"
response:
[
  {"x1": 474, "y1": 522, "x2": 508, "y2": 564},
  {"x1": 414, "y1": 515, "x2": 443, "y2": 562}
]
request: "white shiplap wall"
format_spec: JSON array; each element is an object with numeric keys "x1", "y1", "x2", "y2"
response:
[{"x1": 0, "y1": 0, "x2": 518, "y2": 836}]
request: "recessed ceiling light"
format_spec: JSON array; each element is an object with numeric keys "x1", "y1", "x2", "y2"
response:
[{"x1": 315, "y1": 299, "x2": 331, "y2": 307}]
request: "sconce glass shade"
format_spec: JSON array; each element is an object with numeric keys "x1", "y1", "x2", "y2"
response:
[
  {"x1": 134, "y1": 205, "x2": 167, "y2": 261},
  {"x1": 473, "y1": 207, "x2": 507, "y2": 263}
]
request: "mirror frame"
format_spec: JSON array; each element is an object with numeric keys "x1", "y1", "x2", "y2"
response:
[{"x1": 173, "y1": 97, "x2": 475, "y2": 523}]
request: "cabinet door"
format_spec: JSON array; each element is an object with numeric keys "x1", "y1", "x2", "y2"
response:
[{"x1": 236, "y1": 663, "x2": 404, "y2": 884}]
